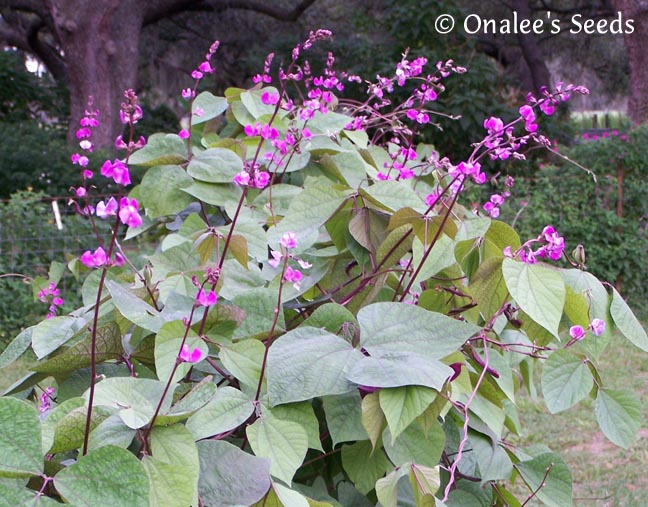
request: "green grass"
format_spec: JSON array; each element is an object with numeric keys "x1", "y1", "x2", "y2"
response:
[{"x1": 511, "y1": 336, "x2": 648, "y2": 506}]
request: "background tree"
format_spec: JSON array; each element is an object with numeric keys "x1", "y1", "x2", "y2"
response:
[
  {"x1": 0, "y1": 0, "x2": 318, "y2": 149},
  {"x1": 614, "y1": 0, "x2": 648, "y2": 123}
]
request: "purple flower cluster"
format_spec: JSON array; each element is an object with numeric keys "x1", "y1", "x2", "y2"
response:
[{"x1": 504, "y1": 226, "x2": 566, "y2": 264}]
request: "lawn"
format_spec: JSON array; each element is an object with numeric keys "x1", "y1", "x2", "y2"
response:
[{"x1": 511, "y1": 335, "x2": 648, "y2": 506}]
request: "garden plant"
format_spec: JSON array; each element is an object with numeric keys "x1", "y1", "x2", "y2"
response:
[{"x1": 0, "y1": 31, "x2": 646, "y2": 507}]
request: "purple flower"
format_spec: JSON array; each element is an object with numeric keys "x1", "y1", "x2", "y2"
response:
[
  {"x1": 196, "y1": 289, "x2": 218, "y2": 307},
  {"x1": 101, "y1": 159, "x2": 131, "y2": 186},
  {"x1": 261, "y1": 91, "x2": 280, "y2": 105},
  {"x1": 118, "y1": 197, "x2": 143, "y2": 228},
  {"x1": 179, "y1": 344, "x2": 205, "y2": 363},
  {"x1": 39, "y1": 387, "x2": 55, "y2": 413},
  {"x1": 254, "y1": 171, "x2": 270, "y2": 189},
  {"x1": 569, "y1": 325, "x2": 586, "y2": 341},
  {"x1": 280, "y1": 232, "x2": 297, "y2": 250},
  {"x1": 589, "y1": 318, "x2": 606, "y2": 336},
  {"x1": 96, "y1": 197, "x2": 118, "y2": 219},
  {"x1": 80, "y1": 246, "x2": 108, "y2": 268},
  {"x1": 283, "y1": 266, "x2": 303, "y2": 289},
  {"x1": 233, "y1": 171, "x2": 250, "y2": 186}
]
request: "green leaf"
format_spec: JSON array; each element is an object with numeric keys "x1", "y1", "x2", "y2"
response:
[
  {"x1": 484, "y1": 220, "x2": 521, "y2": 252},
  {"x1": 0, "y1": 326, "x2": 33, "y2": 369},
  {"x1": 541, "y1": 350, "x2": 593, "y2": 413},
  {"x1": 469, "y1": 257, "x2": 508, "y2": 319},
  {"x1": 502, "y1": 258, "x2": 565, "y2": 337},
  {"x1": 595, "y1": 388, "x2": 641, "y2": 448},
  {"x1": 303, "y1": 303, "x2": 358, "y2": 334},
  {"x1": 275, "y1": 482, "x2": 318, "y2": 507},
  {"x1": 144, "y1": 425, "x2": 199, "y2": 507},
  {"x1": 31, "y1": 323, "x2": 122, "y2": 374},
  {"x1": 561, "y1": 269, "x2": 612, "y2": 358},
  {"x1": 129, "y1": 133, "x2": 187, "y2": 166},
  {"x1": 105, "y1": 280, "x2": 163, "y2": 333},
  {"x1": 228, "y1": 234, "x2": 249, "y2": 268},
  {"x1": 181, "y1": 180, "x2": 243, "y2": 209},
  {"x1": 361, "y1": 392, "x2": 385, "y2": 451},
  {"x1": 0, "y1": 482, "x2": 64, "y2": 506},
  {"x1": 31, "y1": 316, "x2": 86, "y2": 359},
  {"x1": 515, "y1": 452, "x2": 572, "y2": 507},
  {"x1": 360, "y1": 181, "x2": 425, "y2": 213},
  {"x1": 48, "y1": 405, "x2": 113, "y2": 454},
  {"x1": 0, "y1": 398, "x2": 43, "y2": 477},
  {"x1": 308, "y1": 110, "x2": 352, "y2": 135},
  {"x1": 247, "y1": 413, "x2": 308, "y2": 483},
  {"x1": 610, "y1": 287, "x2": 648, "y2": 351},
  {"x1": 192, "y1": 91, "x2": 228, "y2": 125},
  {"x1": 219, "y1": 339, "x2": 265, "y2": 391},
  {"x1": 87, "y1": 414, "x2": 136, "y2": 452},
  {"x1": 562, "y1": 286, "x2": 591, "y2": 328},
  {"x1": 266, "y1": 181, "x2": 348, "y2": 251},
  {"x1": 197, "y1": 440, "x2": 271, "y2": 507},
  {"x1": 382, "y1": 422, "x2": 445, "y2": 468},
  {"x1": 379, "y1": 386, "x2": 436, "y2": 443},
  {"x1": 375, "y1": 467, "x2": 408, "y2": 507},
  {"x1": 270, "y1": 402, "x2": 324, "y2": 452},
  {"x1": 469, "y1": 431, "x2": 513, "y2": 482},
  {"x1": 409, "y1": 463, "x2": 441, "y2": 501},
  {"x1": 187, "y1": 148, "x2": 243, "y2": 183},
  {"x1": 357, "y1": 303, "x2": 479, "y2": 358},
  {"x1": 348, "y1": 208, "x2": 390, "y2": 254},
  {"x1": 411, "y1": 234, "x2": 456, "y2": 285},
  {"x1": 321, "y1": 151, "x2": 371, "y2": 187},
  {"x1": 156, "y1": 378, "x2": 217, "y2": 425},
  {"x1": 341, "y1": 440, "x2": 391, "y2": 494},
  {"x1": 185, "y1": 386, "x2": 255, "y2": 441},
  {"x1": 41, "y1": 397, "x2": 86, "y2": 453},
  {"x1": 267, "y1": 327, "x2": 360, "y2": 406},
  {"x1": 232, "y1": 287, "x2": 285, "y2": 340},
  {"x1": 240, "y1": 88, "x2": 280, "y2": 119},
  {"x1": 88, "y1": 377, "x2": 170, "y2": 429},
  {"x1": 154, "y1": 321, "x2": 207, "y2": 384},
  {"x1": 139, "y1": 165, "x2": 194, "y2": 218},
  {"x1": 54, "y1": 445, "x2": 149, "y2": 507},
  {"x1": 348, "y1": 351, "x2": 452, "y2": 391},
  {"x1": 322, "y1": 392, "x2": 368, "y2": 446}
]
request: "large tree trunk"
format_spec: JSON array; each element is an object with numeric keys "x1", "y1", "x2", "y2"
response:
[
  {"x1": 615, "y1": 0, "x2": 648, "y2": 124},
  {"x1": 512, "y1": 0, "x2": 552, "y2": 94},
  {"x1": 50, "y1": 0, "x2": 144, "y2": 149}
]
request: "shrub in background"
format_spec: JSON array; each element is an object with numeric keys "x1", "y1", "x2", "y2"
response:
[{"x1": 501, "y1": 127, "x2": 648, "y2": 313}]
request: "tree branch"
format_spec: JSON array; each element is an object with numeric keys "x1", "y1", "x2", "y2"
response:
[
  {"x1": 143, "y1": 0, "x2": 318, "y2": 26},
  {"x1": 209, "y1": 0, "x2": 318, "y2": 21},
  {"x1": 0, "y1": 0, "x2": 48, "y2": 18},
  {"x1": 25, "y1": 19, "x2": 66, "y2": 80}
]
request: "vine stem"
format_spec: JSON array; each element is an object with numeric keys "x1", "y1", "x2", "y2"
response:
[
  {"x1": 141, "y1": 304, "x2": 200, "y2": 454},
  {"x1": 520, "y1": 464, "x2": 554, "y2": 507},
  {"x1": 82, "y1": 221, "x2": 121, "y2": 456},
  {"x1": 441, "y1": 331, "x2": 490, "y2": 502},
  {"x1": 254, "y1": 252, "x2": 289, "y2": 403}
]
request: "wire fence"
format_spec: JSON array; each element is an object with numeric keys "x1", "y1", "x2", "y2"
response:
[{"x1": 0, "y1": 193, "x2": 114, "y2": 293}]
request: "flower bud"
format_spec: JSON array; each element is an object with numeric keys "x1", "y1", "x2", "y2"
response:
[{"x1": 572, "y1": 244, "x2": 586, "y2": 266}]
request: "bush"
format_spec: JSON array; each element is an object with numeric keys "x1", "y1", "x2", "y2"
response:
[
  {"x1": 0, "y1": 33, "x2": 646, "y2": 507},
  {"x1": 501, "y1": 127, "x2": 648, "y2": 312}
]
